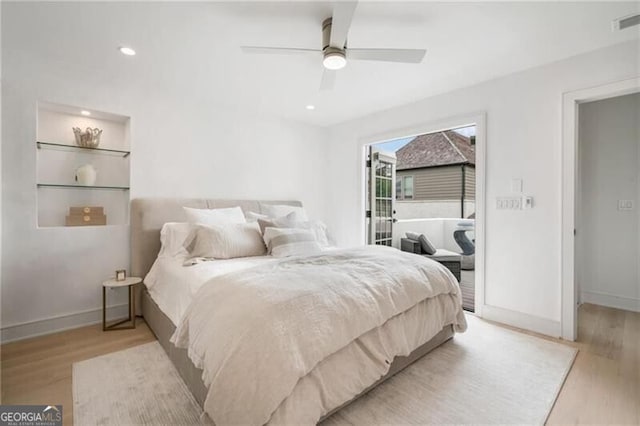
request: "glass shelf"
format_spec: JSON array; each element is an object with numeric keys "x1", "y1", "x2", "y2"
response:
[
  {"x1": 37, "y1": 183, "x2": 130, "y2": 191},
  {"x1": 37, "y1": 141, "x2": 130, "y2": 157}
]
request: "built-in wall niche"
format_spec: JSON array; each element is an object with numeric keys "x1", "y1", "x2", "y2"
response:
[{"x1": 36, "y1": 102, "x2": 131, "y2": 227}]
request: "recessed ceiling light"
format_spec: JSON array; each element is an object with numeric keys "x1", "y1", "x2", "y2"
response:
[
  {"x1": 118, "y1": 46, "x2": 136, "y2": 56},
  {"x1": 80, "y1": 110, "x2": 91, "y2": 116},
  {"x1": 306, "y1": 105, "x2": 316, "y2": 110}
]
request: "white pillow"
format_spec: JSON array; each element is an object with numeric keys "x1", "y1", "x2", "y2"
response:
[
  {"x1": 259, "y1": 204, "x2": 308, "y2": 221},
  {"x1": 183, "y1": 206, "x2": 246, "y2": 226},
  {"x1": 159, "y1": 222, "x2": 193, "y2": 258},
  {"x1": 253, "y1": 213, "x2": 330, "y2": 248},
  {"x1": 185, "y1": 223, "x2": 266, "y2": 259},
  {"x1": 262, "y1": 227, "x2": 321, "y2": 258},
  {"x1": 290, "y1": 220, "x2": 329, "y2": 247},
  {"x1": 245, "y1": 211, "x2": 269, "y2": 223}
]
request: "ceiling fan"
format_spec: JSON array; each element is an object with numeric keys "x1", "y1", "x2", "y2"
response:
[{"x1": 240, "y1": 1, "x2": 427, "y2": 90}]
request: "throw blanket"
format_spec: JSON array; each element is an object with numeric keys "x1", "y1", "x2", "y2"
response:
[{"x1": 172, "y1": 245, "x2": 466, "y2": 425}]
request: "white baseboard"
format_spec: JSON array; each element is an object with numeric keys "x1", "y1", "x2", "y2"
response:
[
  {"x1": 1, "y1": 304, "x2": 129, "y2": 343},
  {"x1": 481, "y1": 304, "x2": 562, "y2": 338},
  {"x1": 581, "y1": 290, "x2": 640, "y2": 313}
]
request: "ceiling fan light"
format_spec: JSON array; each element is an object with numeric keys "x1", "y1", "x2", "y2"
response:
[{"x1": 323, "y1": 51, "x2": 347, "y2": 70}]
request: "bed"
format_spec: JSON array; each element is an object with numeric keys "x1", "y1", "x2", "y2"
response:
[{"x1": 131, "y1": 198, "x2": 467, "y2": 425}]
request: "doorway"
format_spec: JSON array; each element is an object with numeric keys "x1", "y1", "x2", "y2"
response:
[
  {"x1": 364, "y1": 119, "x2": 484, "y2": 314},
  {"x1": 576, "y1": 93, "x2": 639, "y2": 316},
  {"x1": 561, "y1": 78, "x2": 639, "y2": 341}
]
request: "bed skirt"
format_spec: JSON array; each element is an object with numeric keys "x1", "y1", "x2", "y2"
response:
[{"x1": 141, "y1": 288, "x2": 454, "y2": 421}]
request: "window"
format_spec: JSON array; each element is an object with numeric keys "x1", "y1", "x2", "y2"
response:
[
  {"x1": 404, "y1": 176, "x2": 414, "y2": 200},
  {"x1": 396, "y1": 175, "x2": 414, "y2": 200}
]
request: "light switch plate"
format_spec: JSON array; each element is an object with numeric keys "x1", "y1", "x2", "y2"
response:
[{"x1": 497, "y1": 197, "x2": 522, "y2": 210}]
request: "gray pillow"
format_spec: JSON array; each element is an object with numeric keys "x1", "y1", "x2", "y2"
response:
[
  {"x1": 406, "y1": 232, "x2": 421, "y2": 241},
  {"x1": 418, "y1": 234, "x2": 437, "y2": 255},
  {"x1": 405, "y1": 232, "x2": 436, "y2": 255}
]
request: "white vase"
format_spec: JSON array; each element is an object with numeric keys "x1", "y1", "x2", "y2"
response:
[{"x1": 75, "y1": 164, "x2": 97, "y2": 186}]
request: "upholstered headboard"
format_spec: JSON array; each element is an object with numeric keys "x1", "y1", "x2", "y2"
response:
[{"x1": 130, "y1": 198, "x2": 303, "y2": 279}]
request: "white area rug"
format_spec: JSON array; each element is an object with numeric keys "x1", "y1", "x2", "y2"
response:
[
  {"x1": 73, "y1": 315, "x2": 576, "y2": 425},
  {"x1": 322, "y1": 315, "x2": 577, "y2": 425},
  {"x1": 73, "y1": 342, "x2": 204, "y2": 426}
]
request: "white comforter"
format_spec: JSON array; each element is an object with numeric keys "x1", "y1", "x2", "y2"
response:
[
  {"x1": 172, "y1": 245, "x2": 467, "y2": 425},
  {"x1": 145, "y1": 254, "x2": 277, "y2": 325}
]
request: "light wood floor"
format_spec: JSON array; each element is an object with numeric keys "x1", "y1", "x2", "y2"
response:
[
  {"x1": 547, "y1": 303, "x2": 639, "y2": 425},
  {"x1": 1, "y1": 304, "x2": 638, "y2": 425},
  {"x1": 0, "y1": 321, "x2": 156, "y2": 425}
]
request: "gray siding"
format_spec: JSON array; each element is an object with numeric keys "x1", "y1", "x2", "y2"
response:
[
  {"x1": 397, "y1": 165, "x2": 460, "y2": 200},
  {"x1": 464, "y1": 165, "x2": 476, "y2": 200},
  {"x1": 397, "y1": 165, "x2": 475, "y2": 201}
]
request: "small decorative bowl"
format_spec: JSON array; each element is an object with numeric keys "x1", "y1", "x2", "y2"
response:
[{"x1": 73, "y1": 127, "x2": 102, "y2": 148}]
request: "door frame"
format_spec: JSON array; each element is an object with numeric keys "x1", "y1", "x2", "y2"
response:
[
  {"x1": 368, "y1": 149, "x2": 397, "y2": 245},
  {"x1": 359, "y1": 112, "x2": 486, "y2": 317},
  {"x1": 561, "y1": 77, "x2": 639, "y2": 341}
]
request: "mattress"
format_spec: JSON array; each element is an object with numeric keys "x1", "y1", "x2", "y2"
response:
[{"x1": 144, "y1": 255, "x2": 277, "y2": 325}]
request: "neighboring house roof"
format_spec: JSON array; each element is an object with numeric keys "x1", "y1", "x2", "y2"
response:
[{"x1": 396, "y1": 130, "x2": 475, "y2": 170}]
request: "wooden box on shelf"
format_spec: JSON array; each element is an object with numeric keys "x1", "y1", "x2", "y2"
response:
[
  {"x1": 65, "y1": 206, "x2": 107, "y2": 226},
  {"x1": 69, "y1": 206, "x2": 104, "y2": 216}
]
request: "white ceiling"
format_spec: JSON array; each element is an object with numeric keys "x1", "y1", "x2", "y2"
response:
[{"x1": 3, "y1": 1, "x2": 639, "y2": 127}]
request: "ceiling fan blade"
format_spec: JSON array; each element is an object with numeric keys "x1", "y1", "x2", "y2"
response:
[
  {"x1": 320, "y1": 69, "x2": 336, "y2": 91},
  {"x1": 241, "y1": 46, "x2": 321, "y2": 56},
  {"x1": 347, "y1": 48, "x2": 426, "y2": 63},
  {"x1": 330, "y1": 1, "x2": 358, "y2": 48}
]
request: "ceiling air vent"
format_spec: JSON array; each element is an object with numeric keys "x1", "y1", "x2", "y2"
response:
[{"x1": 612, "y1": 13, "x2": 640, "y2": 31}]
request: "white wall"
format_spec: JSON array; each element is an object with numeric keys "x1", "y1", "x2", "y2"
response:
[
  {"x1": 326, "y1": 41, "x2": 639, "y2": 336},
  {"x1": 578, "y1": 93, "x2": 640, "y2": 312},
  {"x1": 396, "y1": 200, "x2": 475, "y2": 220},
  {"x1": 1, "y1": 10, "x2": 328, "y2": 341}
]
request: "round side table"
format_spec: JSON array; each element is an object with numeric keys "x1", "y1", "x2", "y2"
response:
[{"x1": 102, "y1": 277, "x2": 142, "y2": 331}]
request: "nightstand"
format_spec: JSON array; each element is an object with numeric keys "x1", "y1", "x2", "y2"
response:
[{"x1": 102, "y1": 277, "x2": 141, "y2": 331}]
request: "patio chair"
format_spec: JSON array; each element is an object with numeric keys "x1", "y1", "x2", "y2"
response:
[{"x1": 400, "y1": 233, "x2": 461, "y2": 282}]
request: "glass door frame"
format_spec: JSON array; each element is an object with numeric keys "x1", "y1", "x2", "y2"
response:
[{"x1": 367, "y1": 147, "x2": 396, "y2": 246}]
